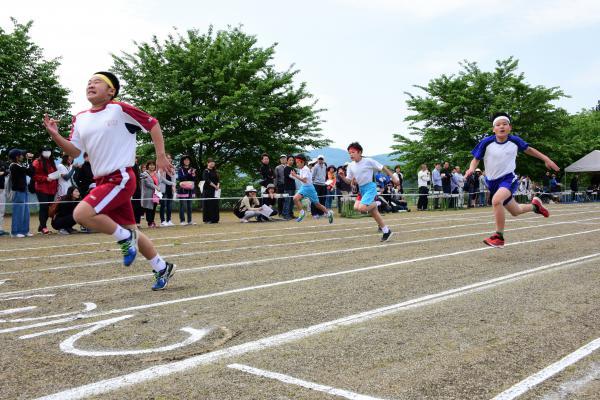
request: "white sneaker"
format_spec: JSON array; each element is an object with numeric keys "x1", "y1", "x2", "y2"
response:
[
  {"x1": 180, "y1": 221, "x2": 188, "y2": 226},
  {"x1": 160, "y1": 221, "x2": 168, "y2": 227},
  {"x1": 58, "y1": 229, "x2": 70, "y2": 235},
  {"x1": 25, "y1": 233, "x2": 33, "y2": 237},
  {"x1": 240, "y1": 219, "x2": 249, "y2": 223},
  {"x1": 166, "y1": 221, "x2": 174, "y2": 226},
  {"x1": 189, "y1": 221, "x2": 197, "y2": 225},
  {"x1": 11, "y1": 234, "x2": 26, "y2": 238}
]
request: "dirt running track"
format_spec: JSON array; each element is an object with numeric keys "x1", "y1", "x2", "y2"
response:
[{"x1": 0, "y1": 203, "x2": 599, "y2": 400}]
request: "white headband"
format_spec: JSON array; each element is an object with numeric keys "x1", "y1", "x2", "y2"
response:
[{"x1": 493, "y1": 116, "x2": 511, "y2": 125}]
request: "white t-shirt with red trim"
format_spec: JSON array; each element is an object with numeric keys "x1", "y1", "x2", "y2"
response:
[{"x1": 70, "y1": 101, "x2": 157, "y2": 177}]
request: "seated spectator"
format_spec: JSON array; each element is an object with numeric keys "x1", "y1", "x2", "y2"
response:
[
  {"x1": 261, "y1": 184, "x2": 280, "y2": 218},
  {"x1": 51, "y1": 186, "x2": 81, "y2": 234},
  {"x1": 237, "y1": 186, "x2": 268, "y2": 222}
]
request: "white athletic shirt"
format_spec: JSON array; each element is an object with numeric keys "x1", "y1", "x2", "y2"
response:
[
  {"x1": 346, "y1": 157, "x2": 383, "y2": 186},
  {"x1": 299, "y1": 165, "x2": 313, "y2": 187},
  {"x1": 70, "y1": 101, "x2": 157, "y2": 177},
  {"x1": 471, "y1": 135, "x2": 529, "y2": 180}
]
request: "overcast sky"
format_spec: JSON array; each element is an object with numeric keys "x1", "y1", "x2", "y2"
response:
[{"x1": 4, "y1": 0, "x2": 600, "y2": 154}]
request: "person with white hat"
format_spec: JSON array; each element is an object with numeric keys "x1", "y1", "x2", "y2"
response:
[
  {"x1": 464, "y1": 112, "x2": 559, "y2": 248},
  {"x1": 236, "y1": 185, "x2": 264, "y2": 222}
]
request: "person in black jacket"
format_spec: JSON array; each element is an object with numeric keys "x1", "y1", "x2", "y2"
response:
[
  {"x1": 259, "y1": 153, "x2": 274, "y2": 194},
  {"x1": 201, "y1": 158, "x2": 220, "y2": 224},
  {"x1": 8, "y1": 149, "x2": 34, "y2": 237},
  {"x1": 74, "y1": 153, "x2": 94, "y2": 196},
  {"x1": 51, "y1": 186, "x2": 81, "y2": 234}
]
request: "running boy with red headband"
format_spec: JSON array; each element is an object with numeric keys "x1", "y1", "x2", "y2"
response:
[
  {"x1": 43, "y1": 71, "x2": 176, "y2": 290},
  {"x1": 464, "y1": 112, "x2": 559, "y2": 248},
  {"x1": 339, "y1": 142, "x2": 399, "y2": 242},
  {"x1": 290, "y1": 154, "x2": 334, "y2": 223}
]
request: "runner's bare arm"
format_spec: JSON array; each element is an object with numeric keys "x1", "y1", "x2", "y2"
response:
[
  {"x1": 524, "y1": 147, "x2": 560, "y2": 171},
  {"x1": 464, "y1": 158, "x2": 480, "y2": 179},
  {"x1": 150, "y1": 122, "x2": 175, "y2": 175},
  {"x1": 43, "y1": 114, "x2": 81, "y2": 158},
  {"x1": 382, "y1": 166, "x2": 399, "y2": 185}
]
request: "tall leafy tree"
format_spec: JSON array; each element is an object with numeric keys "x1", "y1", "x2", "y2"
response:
[
  {"x1": 0, "y1": 19, "x2": 71, "y2": 155},
  {"x1": 392, "y1": 58, "x2": 569, "y2": 180},
  {"x1": 560, "y1": 109, "x2": 600, "y2": 167},
  {"x1": 111, "y1": 26, "x2": 329, "y2": 179}
]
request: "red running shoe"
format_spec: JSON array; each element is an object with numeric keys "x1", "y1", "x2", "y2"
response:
[
  {"x1": 531, "y1": 197, "x2": 549, "y2": 218},
  {"x1": 483, "y1": 233, "x2": 504, "y2": 248}
]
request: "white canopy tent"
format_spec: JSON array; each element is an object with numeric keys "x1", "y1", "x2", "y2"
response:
[{"x1": 565, "y1": 150, "x2": 600, "y2": 172}]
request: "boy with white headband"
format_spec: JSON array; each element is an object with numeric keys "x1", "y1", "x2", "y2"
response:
[
  {"x1": 43, "y1": 71, "x2": 176, "y2": 290},
  {"x1": 464, "y1": 112, "x2": 559, "y2": 248}
]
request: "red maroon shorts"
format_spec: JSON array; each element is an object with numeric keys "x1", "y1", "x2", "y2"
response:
[{"x1": 83, "y1": 167, "x2": 136, "y2": 226}]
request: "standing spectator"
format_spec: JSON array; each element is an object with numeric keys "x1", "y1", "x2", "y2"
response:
[
  {"x1": 131, "y1": 157, "x2": 143, "y2": 227},
  {"x1": 74, "y1": 152, "x2": 94, "y2": 196},
  {"x1": 336, "y1": 166, "x2": 352, "y2": 213},
  {"x1": 259, "y1": 153, "x2": 274, "y2": 194},
  {"x1": 479, "y1": 170, "x2": 488, "y2": 206},
  {"x1": 432, "y1": 162, "x2": 442, "y2": 209},
  {"x1": 8, "y1": 149, "x2": 34, "y2": 237},
  {"x1": 467, "y1": 168, "x2": 480, "y2": 207},
  {"x1": 282, "y1": 155, "x2": 296, "y2": 220},
  {"x1": 311, "y1": 155, "x2": 327, "y2": 217},
  {"x1": 158, "y1": 153, "x2": 176, "y2": 226},
  {"x1": 452, "y1": 166, "x2": 465, "y2": 208},
  {"x1": 56, "y1": 154, "x2": 74, "y2": 198},
  {"x1": 32, "y1": 146, "x2": 59, "y2": 234},
  {"x1": 51, "y1": 186, "x2": 81, "y2": 234},
  {"x1": 141, "y1": 160, "x2": 160, "y2": 228},
  {"x1": 274, "y1": 154, "x2": 287, "y2": 213},
  {"x1": 570, "y1": 174, "x2": 579, "y2": 202},
  {"x1": 441, "y1": 161, "x2": 452, "y2": 206},
  {"x1": 542, "y1": 171, "x2": 551, "y2": 193},
  {"x1": 202, "y1": 158, "x2": 220, "y2": 224},
  {"x1": 550, "y1": 174, "x2": 561, "y2": 193},
  {"x1": 0, "y1": 158, "x2": 7, "y2": 236},
  {"x1": 177, "y1": 155, "x2": 196, "y2": 225},
  {"x1": 393, "y1": 165, "x2": 404, "y2": 193},
  {"x1": 417, "y1": 164, "x2": 430, "y2": 211},
  {"x1": 325, "y1": 165, "x2": 337, "y2": 210}
]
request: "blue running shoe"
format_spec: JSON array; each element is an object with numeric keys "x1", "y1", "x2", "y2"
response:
[
  {"x1": 118, "y1": 229, "x2": 138, "y2": 267},
  {"x1": 296, "y1": 209, "x2": 306, "y2": 222},
  {"x1": 152, "y1": 262, "x2": 176, "y2": 291}
]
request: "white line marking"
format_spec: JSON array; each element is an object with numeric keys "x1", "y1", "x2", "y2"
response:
[
  {"x1": 0, "y1": 303, "x2": 96, "y2": 323},
  {"x1": 34, "y1": 253, "x2": 600, "y2": 400},
  {"x1": 1, "y1": 218, "x2": 597, "y2": 298},
  {"x1": 4, "y1": 228, "x2": 600, "y2": 335},
  {"x1": 541, "y1": 362, "x2": 600, "y2": 400},
  {"x1": 0, "y1": 294, "x2": 55, "y2": 301},
  {"x1": 59, "y1": 315, "x2": 211, "y2": 357},
  {"x1": 5, "y1": 210, "x2": 593, "y2": 274},
  {"x1": 491, "y1": 337, "x2": 600, "y2": 400},
  {"x1": 0, "y1": 306, "x2": 37, "y2": 315},
  {"x1": 228, "y1": 363, "x2": 386, "y2": 400},
  {"x1": 0, "y1": 206, "x2": 598, "y2": 253}
]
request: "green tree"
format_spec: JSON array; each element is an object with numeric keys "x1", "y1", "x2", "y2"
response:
[
  {"x1": 560, "y1": 109, "x2": 600, "y2": 167},
  {"x1": 0, "y1": 19, "x2": 71, "y2": 155},
  {"x1": 111, "y1": 26, "x2": 329, "y2": 181},
  {"x1": 392, "y1": 58, "x2": 569, "y2": 180}
]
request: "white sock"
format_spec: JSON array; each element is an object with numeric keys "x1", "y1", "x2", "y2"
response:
[
  {"x1": 113, "y1": 226, "x2": 131, "y2": 241},
  {"x1": 382, "y1": 226, "x2": 390, "y2": 234},
  {"x1": 149, "y1": 254, "x2": 167, "y2": 273}
]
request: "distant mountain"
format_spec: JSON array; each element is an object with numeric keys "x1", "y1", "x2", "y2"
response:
[{"x1": 307, "y1": 147, "x2": 398, "y2": 168}]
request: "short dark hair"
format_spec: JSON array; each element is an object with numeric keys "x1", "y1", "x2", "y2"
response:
[
  {"x1": 295, "y1": 154, "x2": 307, "y2": 162},
  {"x1": 261, "y1": 153, "x2": 269, "y2": 159},
  {"x1": 347, "y1": 142, "x2": 363, "y2": 152},
  {"x1": 94, "y1": 71, "x2": 120, "y2": 98}
]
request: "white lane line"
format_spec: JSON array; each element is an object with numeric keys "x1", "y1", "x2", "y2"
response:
[
  {"x1": 34, "y1": 253, "x2": 600, "y2": 400},
  {"x1": 5, "y1": 210, "x2": 594, "y2": 274},
  {"x1": 228, "y1": 363, "x2": 386, "y2": 400},
  {"x1": 491, "y1": 337, "x2": 600, "y2": 400},
  {"x1": 541, "y1": 363, "x2": 600, "y2": 400},
  {"x1": 0, "y1": 306, "x2": 37, "y2": 315},
  {"x1": 6, "y1": 227, "x2": 600, "y2": 336},
  {"x1": 0, "y1": 218, "x2": 597, "y2": 299},
  {"x1": 0, "y1": 206, "x2": 591, "y2": 256},
  {"x1": 0, "y1": 294, "x2": 55, "y2": 301},
  {"x1": 0, "y1": 303, "x2": 96, "y2": 323},
  {"x1": 0, "y1": 209, "x2": 520, "y2": 263}
]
